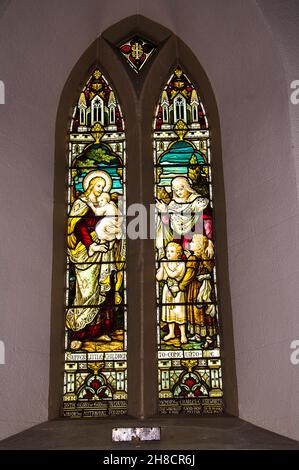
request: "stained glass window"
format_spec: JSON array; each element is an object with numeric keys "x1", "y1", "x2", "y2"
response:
[
  {"x1": 154, "y1": 67, "x2": 223, "y2": 414},
  {"x1": 63, "y1": 69, "x2": 127, "y2": 417}
]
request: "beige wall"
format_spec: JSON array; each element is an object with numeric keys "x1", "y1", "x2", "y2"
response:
[{"x1": 0, "y1": 0, "x2": 298, "y2": 441}]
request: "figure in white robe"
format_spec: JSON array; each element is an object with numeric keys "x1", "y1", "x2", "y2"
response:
[{"x1": 156, "y1": 242, "x2": 188, "y2": 344}]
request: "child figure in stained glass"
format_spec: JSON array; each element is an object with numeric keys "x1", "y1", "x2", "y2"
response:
[
  {"x1": 156, "y1": 242, "x2": 187, "y2": 344},
  {"x1": 179, "y1": 234, "x2": 217, "y2": 347},
  {"x1": 87, "y1": 192, "x2": 122, "y2": 249}
]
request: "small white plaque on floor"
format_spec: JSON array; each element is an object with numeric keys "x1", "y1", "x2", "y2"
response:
[{"x1": 112, "y1": 427, "x2": 161, "y2": 442}]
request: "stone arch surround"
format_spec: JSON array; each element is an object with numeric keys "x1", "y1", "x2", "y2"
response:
[
  {"x1": 0, "y1": 0, "x2": 298, "y2": 442},
  {"x1": 51, "y1": 14, "x2": 237, "y2": 422}
]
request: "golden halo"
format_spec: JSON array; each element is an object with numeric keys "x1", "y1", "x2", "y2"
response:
[{"x1": 83, "y1": 170, "x2": 112, "y2": 192}]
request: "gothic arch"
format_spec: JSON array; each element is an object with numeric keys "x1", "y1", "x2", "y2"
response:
[{"x1": 50, "y1": 15, "x2": 238, "y2": 420}]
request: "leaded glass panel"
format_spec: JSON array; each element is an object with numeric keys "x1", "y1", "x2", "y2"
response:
[
  {"x1": 154, "y1": 67, "x2": 223, "y2": 414},
  {"x1": 63, "y1": 69, "x2": 127, "y2": 417}
]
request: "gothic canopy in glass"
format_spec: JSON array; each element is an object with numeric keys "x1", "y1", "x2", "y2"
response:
[
  {"x1": 154, "y1": 67, "x2": 223, "y2": 414},
  {"x1": 63, "y1": 69, "x2": 127, "y2": 417}
]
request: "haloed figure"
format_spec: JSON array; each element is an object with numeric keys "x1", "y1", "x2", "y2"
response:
[{"x1": 66, "y1": 170, "x2": 123, "y2": 351}]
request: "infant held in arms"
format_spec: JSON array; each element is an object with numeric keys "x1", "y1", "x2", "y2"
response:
[{"x1": 88, "y1": 192, "x2": 122, "y2": 244}]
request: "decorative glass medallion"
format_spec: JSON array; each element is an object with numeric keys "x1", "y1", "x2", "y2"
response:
[{"x1": 118, "y1": 35, "x2": 156, "y2": 73}]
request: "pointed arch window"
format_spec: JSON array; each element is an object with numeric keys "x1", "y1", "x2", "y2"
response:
[
  {"x1": 173, "y1": 94, "x2": 187, "y2": 122},
  {"x1": 55, "y1": 19, "x2": 236, "y2": 421},
  {"x1": 91, "y1": 95, "x2": 104, "y2": 125},
  {"x1": 154, "y1": 67, "x2": 223, "y2": 414},
  {"x1": 63, "y1": 69, "x2": 127, "y2": 418}
]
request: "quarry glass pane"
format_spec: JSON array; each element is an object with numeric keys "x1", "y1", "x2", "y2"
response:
[
  {"x1": 63, "y1": 68, "x2": 127, "y2": 417},
  {"x1": 154, "y1": 67, "x2": 223, "y2": 414}
]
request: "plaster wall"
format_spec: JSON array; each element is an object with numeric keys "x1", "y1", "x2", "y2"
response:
[{"x1": 0, "y1": 0, "x2": 298, "y2": 441}]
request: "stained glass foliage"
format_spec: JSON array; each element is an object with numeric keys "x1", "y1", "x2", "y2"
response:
[
  {"x1": 154, "y1": 67, "x2": 223, "y2": 414},
  {"x1": 63, "y1": 69, "x2": 127, "y2": 417},
  {"x1": 118, "y1": 35, "x2": 155, "y2": 73}
]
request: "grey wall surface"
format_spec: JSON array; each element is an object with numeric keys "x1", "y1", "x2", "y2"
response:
[{"x1": 0, "y1": 0, "x2": 298, "y2": 441}]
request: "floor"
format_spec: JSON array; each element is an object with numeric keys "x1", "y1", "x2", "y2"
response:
[{"x1": 0, "y1": 415, "x2": 298, "y2": 450}]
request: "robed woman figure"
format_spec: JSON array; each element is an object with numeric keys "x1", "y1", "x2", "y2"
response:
[{"x1": 66, "y1": 170, "x2": 124, "y2": 350}]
